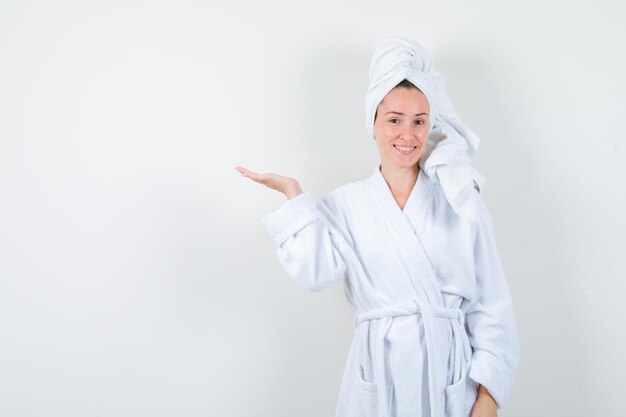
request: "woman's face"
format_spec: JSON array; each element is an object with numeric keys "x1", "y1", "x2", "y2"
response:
[{"x1": 373, "y1": 87, "x2": 430, "y2": 170}]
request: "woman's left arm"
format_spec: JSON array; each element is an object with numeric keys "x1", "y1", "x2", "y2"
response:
[{"x1": 462, "y1": 192, "x2": 520, "y2": 411}]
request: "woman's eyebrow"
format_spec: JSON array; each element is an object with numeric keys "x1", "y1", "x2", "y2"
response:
[{"x1": 385, "y1": 111, "x2": 428, "y2": 116}]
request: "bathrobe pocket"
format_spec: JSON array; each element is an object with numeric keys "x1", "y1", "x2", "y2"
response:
[
  {"x1": 357, "y1": 368, "x2": 393, "y2": 417},
  {"x1": 444, "y1": 373, "x2": 478, "y2": 416}
]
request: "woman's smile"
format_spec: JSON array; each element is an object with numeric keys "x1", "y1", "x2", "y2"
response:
[{"x1": 393, "y1": 143, "x2": 418, "y2": 155}]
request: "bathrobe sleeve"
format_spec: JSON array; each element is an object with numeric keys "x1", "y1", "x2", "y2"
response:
[
  {"x1": 260, "y1": 191, "x2": 352, "y2": 292},
  {"x1": 463, "y1": 193, "x2": 520, "y2": 409}
]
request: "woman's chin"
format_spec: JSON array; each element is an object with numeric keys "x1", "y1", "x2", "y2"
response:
[
  {"x1": 389, "y1": 156, "x2": 419, "y2": 168},
  {"x1": 379, "y1": 151, "x2": 421, "y2": 169}
]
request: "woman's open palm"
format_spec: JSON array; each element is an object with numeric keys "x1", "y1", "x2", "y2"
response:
[{"x1": 235, "y1": 166, "x2": 302, "y2": 199}]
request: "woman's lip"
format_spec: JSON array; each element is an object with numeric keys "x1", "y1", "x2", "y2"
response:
[{"x1": 393, "y1": 144, "x2": 417, "y2": 155}]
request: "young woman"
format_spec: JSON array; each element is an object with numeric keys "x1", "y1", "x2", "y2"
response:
[{"x1": 236, "y1": 37, "x2": 519, "y2": 417}]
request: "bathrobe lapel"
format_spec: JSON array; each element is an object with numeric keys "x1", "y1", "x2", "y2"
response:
[
  {"x1": 369, "y1": 164, "x2": 443, "y2": 306},
  {"x1": 368, "y1": 163, "x2": 449, "y2": 417}
]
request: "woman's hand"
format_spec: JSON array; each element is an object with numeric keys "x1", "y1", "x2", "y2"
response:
[
  {"x1": 235, "y1": 166, "x2": 303, "y2": 200},
  {"x1": 470, "y1": 385, "x2": 497, "y2": 417}
]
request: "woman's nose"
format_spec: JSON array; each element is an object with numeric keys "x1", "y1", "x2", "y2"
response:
[{"x1": 400, "y1": 123, "x2": 417, "y2": 138}]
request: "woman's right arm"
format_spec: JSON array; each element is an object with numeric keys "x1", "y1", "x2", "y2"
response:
[{"x1": 260, "y1": 191, "x2": 351, "y2": 292}]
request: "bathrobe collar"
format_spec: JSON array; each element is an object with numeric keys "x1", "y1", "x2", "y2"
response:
[{"x1": 370, "y1": 163, "x2": 434, "y2": 231}]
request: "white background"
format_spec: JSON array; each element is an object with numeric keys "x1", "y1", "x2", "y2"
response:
[{"x1": 1, "y1": 1, "x2": 624, "y2": 416}]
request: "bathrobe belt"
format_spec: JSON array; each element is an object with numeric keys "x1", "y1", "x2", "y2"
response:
[{"x1": 354, "y1": 300, "x2": 472, "y2": 417}]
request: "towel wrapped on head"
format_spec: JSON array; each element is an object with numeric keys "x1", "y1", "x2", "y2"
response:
[{"x1": 365, "y1": 37, "x2": 486, "y2": 223}]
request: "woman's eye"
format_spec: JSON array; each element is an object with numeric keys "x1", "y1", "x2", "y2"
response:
[
  {"x1": 415, "y1": 120, "x2": 424, "y2": 125},
  {"x1": 389, "y1": 118, "x2": 399, "y2": 124}
]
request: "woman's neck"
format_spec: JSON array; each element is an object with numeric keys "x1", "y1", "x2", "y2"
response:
[{"x1": 379, "y1": 162, "x2": 419, "y2": 207}]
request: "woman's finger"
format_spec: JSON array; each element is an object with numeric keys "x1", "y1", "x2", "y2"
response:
[
  {"x1": 235, "y1": 166, "x2": 295, "y2": 196},
  {"x1": 246, "y1": 171, "x2": 269, "y2": 183},
  {"x1": 235, "y1": 166, "x2": 253, "y2": 177},
  {"x1": 236, "y1": 166, "x2": 263, "y2": 181},
  {"x1": 236, "y1": 166, "x2": 274, "y2": 185}
]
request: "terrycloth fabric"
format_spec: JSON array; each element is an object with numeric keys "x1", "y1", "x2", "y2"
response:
[
  {"x1": 365, "y1": 37, "x2": 486, "y2": 223},
  {"x1": 261, "y1": 164, "x2": 520, "y2": 417}
]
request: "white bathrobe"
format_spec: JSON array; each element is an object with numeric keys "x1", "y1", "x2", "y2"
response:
[{"x1": 261, "y1": 164, "x2": 519, "y2": 417}]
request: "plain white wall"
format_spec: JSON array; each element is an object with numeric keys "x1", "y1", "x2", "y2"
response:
[{"x1": 1, "y1": 0, "x2": 624, "y2": 416}]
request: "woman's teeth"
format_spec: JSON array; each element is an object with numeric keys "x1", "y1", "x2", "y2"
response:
[{"x1": 393, "y1": 144, "x2": 417, "y2": 154}]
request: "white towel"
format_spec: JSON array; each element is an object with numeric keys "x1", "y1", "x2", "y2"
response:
[{"x1": 365, "y1": 37, "x2": 486, "y2": 223}]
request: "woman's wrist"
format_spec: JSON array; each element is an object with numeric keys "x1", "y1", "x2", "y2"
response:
[
  {"x1": 477, "y1": 384, "x2": 496, "y2": 403},
  {"x1": 284, "y1": 182, "x2": 303, "y2": 200}
]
